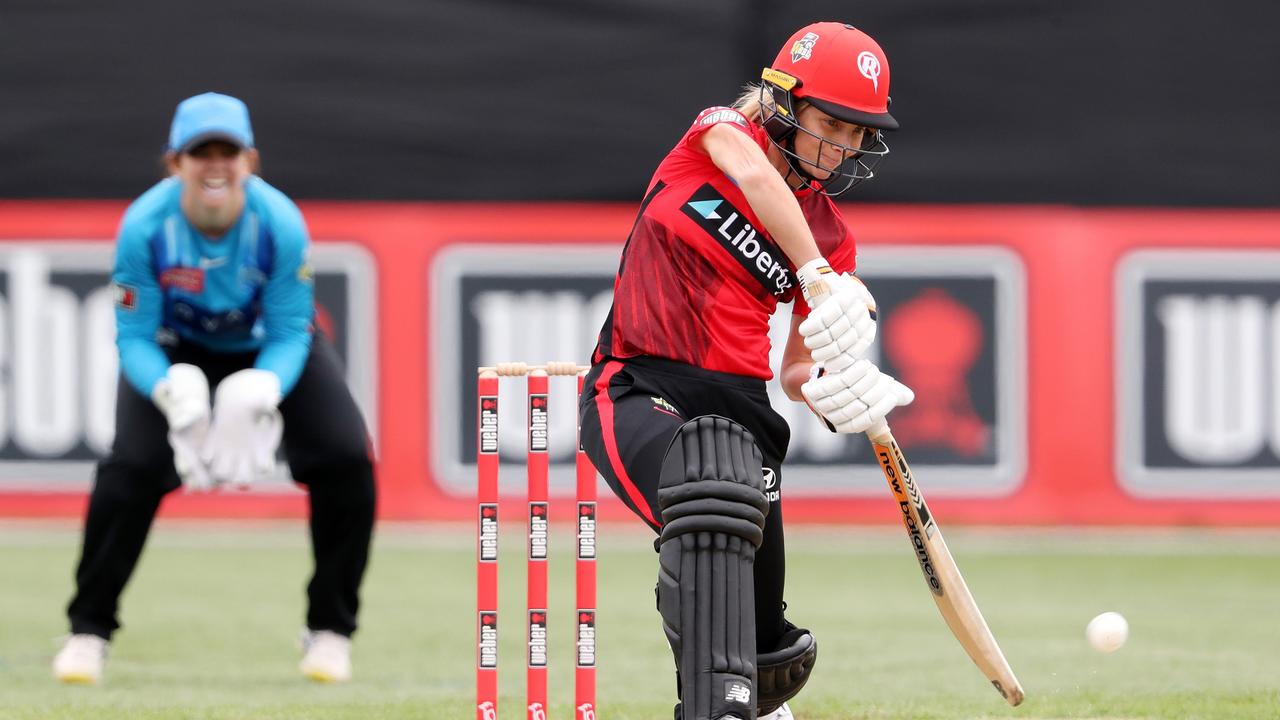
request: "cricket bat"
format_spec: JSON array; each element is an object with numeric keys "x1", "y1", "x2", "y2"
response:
[{"x1": 868, "y1": 422, "x2": 1025, "y2": 707}]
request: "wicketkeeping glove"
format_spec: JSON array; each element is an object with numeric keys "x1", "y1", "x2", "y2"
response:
[
  {"x1": 151, "y1": 363, "x2": 214, "y2": 491},
  {"x1": 795, "y1": 259, "x2": 877, "y2": 373},
  {"x1": 202, "y1": 369, "x2": 284, "y2": 488},
  {"x1": 801, "y1": 360, "x2": 914, "y2": 435}
]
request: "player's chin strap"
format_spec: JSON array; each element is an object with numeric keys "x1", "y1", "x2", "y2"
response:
[{"x1": 757, "y1": 621, "x2": 819, "y2": 716}]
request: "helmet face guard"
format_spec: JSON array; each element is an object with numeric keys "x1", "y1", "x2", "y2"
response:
[
  {"x1": 759, "y1": 22, "x2": 898, "y2": 196},
  {"x1": 759, "y1": 73, "x2": 889, "y2": 197}
]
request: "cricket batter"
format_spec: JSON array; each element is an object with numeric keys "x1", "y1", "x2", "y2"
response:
[
  {"x1": 578, "y1": 23, "x2": 913, "y2": 719},
  {"x1": 52, "y1": 93, "x2": 376, "y2": 685}
]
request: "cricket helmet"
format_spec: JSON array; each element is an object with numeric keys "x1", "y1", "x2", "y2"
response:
[{"x1": 759, "y1": 22, "x2": 897, "y2": 194}]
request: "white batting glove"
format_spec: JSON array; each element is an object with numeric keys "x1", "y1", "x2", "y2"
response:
[
  {"x1": 801, "y1": 360, "x2": 914, "y2": 435},
  {"x1": 202, "y1": 369, "x2": 284, "y2": 489},
  {"x1": 795, "y1": 259, "x2": 877, "y2": 373},
  {"x1": 151, "y1": 363, "x2": 214, "y2": 492}
]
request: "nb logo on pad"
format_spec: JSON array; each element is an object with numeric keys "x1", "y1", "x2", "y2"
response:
[{"x1": 724, "y1": 682, "x2": 752, "y2": 704}]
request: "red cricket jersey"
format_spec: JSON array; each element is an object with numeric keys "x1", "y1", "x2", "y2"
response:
[{"x1": 592, "y1": 106, "x2": 858, "y2": 380}]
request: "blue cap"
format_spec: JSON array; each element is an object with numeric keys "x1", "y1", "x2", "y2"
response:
[{"x1": 168, "y1": 92, "x2": 254, "y2": 153}]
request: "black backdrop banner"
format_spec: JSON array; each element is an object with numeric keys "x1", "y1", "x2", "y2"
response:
[{"x1": 2, "y1": 0, "x2": 1277, "y2": 206}]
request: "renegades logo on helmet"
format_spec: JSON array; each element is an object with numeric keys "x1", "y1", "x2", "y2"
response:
[{"x1": 857, "y1": 51, "x2": 881, "y2": 91}]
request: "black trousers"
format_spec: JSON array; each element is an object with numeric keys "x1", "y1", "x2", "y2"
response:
[
  {"x1": 66, "y1": 334, "x2": 376, "y2": 640},
  {"x1": 578, "y1": 355, "x2": 791, "y2": 651}
]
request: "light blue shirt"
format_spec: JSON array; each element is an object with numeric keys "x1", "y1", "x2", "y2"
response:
[{"x1": 112, "y1": 176, "x2": 314, "y2": 397}]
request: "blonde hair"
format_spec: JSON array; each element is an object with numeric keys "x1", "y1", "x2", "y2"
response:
[{"x1": 732, "y1": 81, "x2": 808, "y2": 125}]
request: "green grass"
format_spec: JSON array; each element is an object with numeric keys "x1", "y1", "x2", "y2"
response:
[{"x1": 1, "y1": 521, "x2": 1278, "y2": 719}]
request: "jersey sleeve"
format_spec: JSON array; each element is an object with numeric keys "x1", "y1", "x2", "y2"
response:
[
  {"x1": 680, "y1": 106, "x2": 765, "y2": 149},
  {"x1": 113, "y1": 210, "x2": 170, "y2": 397},
  {"x1": 254, "y1": 195, "x2": 315, "y2": 395}
]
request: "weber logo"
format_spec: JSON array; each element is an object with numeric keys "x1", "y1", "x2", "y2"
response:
[
  {"x1": 529, "y1": 394, "x2": 549, "y2": 453},
  {"x1": 577, "y1": 502, "x2": 597, "y2": 559},
  {"x1": 682, "y1": 183, "x2": 795, "y2": 297},
  {"x1": 479, "y1": 396, "x2": 499, "y2": 454},
  {"x1": 478, "y1": 612, "x2": 498, "y2": 669},
  {"x1": 0, "y1": 243, "x2": 377, "y2": 490},
  {"x1": 528, "y1": 611, "x2": 548, "y2": 667},
  {"x1": 1118, "y1": 250, "x2": 1280, "y2": 497},
  {"x1": 529, "y1": 502, "x2": 548, "y2": 560},
  {"x1": 576, "y1": 610, "x2": 597, "y2": 667},
  {"x1": 478, "y1": 504, "x2": 498, "y2": 562}
]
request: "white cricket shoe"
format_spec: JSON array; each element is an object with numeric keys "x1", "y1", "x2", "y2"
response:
[
  {"x1": 761, "y1": 703, "x2": 794, "y2": 720},
  {"x1": 52, "y1": 634, "x2": 109, "y2": 685},
  {"x1": 299, "y1": 629, "x2": 352, "y2": 683}
]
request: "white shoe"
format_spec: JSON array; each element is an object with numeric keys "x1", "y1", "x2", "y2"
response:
[
  {"x1": 761, "y1": 703, "x2": 794, "y2": 720},
  {"x1": 299, "y1": 630, "x2": 352, "y2": 683},
  {"x1": 52, "y1": 634, "x2": 109, "y2": 685}
]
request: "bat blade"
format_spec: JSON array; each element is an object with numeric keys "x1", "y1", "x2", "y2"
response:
[{"x1": 870, "y1": 428, "x2": 1025, "y2": 707}]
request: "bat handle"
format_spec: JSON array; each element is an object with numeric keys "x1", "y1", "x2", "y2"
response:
[{"x1": 867, "y1": 419, "x2": 893, "y2": 445}]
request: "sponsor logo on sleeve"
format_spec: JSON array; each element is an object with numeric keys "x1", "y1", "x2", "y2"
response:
[
  {"x1": 681, "y1": 183, "x2": 795, "y2": 297},
  {"x1": 112, "y1": 282, "x2": 137, "y2": 310},
  {"x1": 699, "y1": 107, "x2": 748, "y2": 128},
  {"x1": 297, "y1": 246, "x2": 315, "y2": 283}
]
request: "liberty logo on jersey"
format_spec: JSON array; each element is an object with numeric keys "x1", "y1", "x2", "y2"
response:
[{"x1": 682, "y1": 184, "x2": 795, "y2": 297}]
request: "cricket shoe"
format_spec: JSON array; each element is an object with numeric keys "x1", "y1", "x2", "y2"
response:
[
  {"x1": 52, "y1": 634, "x2": 109, "y2": 685},
  {"x1": 299, "y1": 629, "x2": 352, "y2": 683},
  {"x1": 760, "y1": 704, "x2": 794, "y2": 720}
]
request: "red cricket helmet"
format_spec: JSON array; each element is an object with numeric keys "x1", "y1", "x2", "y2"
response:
[{"x1": 766, "y1": 22, "x2": 898, "y2": 131}]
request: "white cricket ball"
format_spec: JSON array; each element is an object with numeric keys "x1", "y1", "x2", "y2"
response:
[{"x1": 1086, "y1": 611, "x2": 1129, "y2": 653}]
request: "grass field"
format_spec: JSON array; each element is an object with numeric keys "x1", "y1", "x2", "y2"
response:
[{"x1": 1, "y1": 520, "x2": 1278, "y2": 719}]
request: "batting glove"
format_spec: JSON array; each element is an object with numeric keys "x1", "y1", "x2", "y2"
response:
[
  {"x1": 801, "y1": 360, "x2": 914, "y2": 435},
  {"x1": 151, "y1": 363, "x2": 214, "y2": 492},
  {"x1": 203, "y1": 369, "x2": 284, "y2": 488},
  {"x1": 795, "y1": 259, "x2": 877, "y2": 373}
]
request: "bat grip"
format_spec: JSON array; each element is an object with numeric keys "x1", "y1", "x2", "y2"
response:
[{"x1": 867, "y1": 419, "x2": 892, "y2": 444}]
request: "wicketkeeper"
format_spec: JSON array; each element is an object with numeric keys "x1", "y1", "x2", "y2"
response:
[
  {"x1": 578, "y1": 22, "x2": 912, "y2": 720},
  {"x1": 53, "y1": 93, "x2": 376, "y2": 685}
]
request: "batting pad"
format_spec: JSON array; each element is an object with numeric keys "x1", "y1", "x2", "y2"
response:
[{"x1": 657, "y1": 416, "x2": 769, "y2": 720}]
